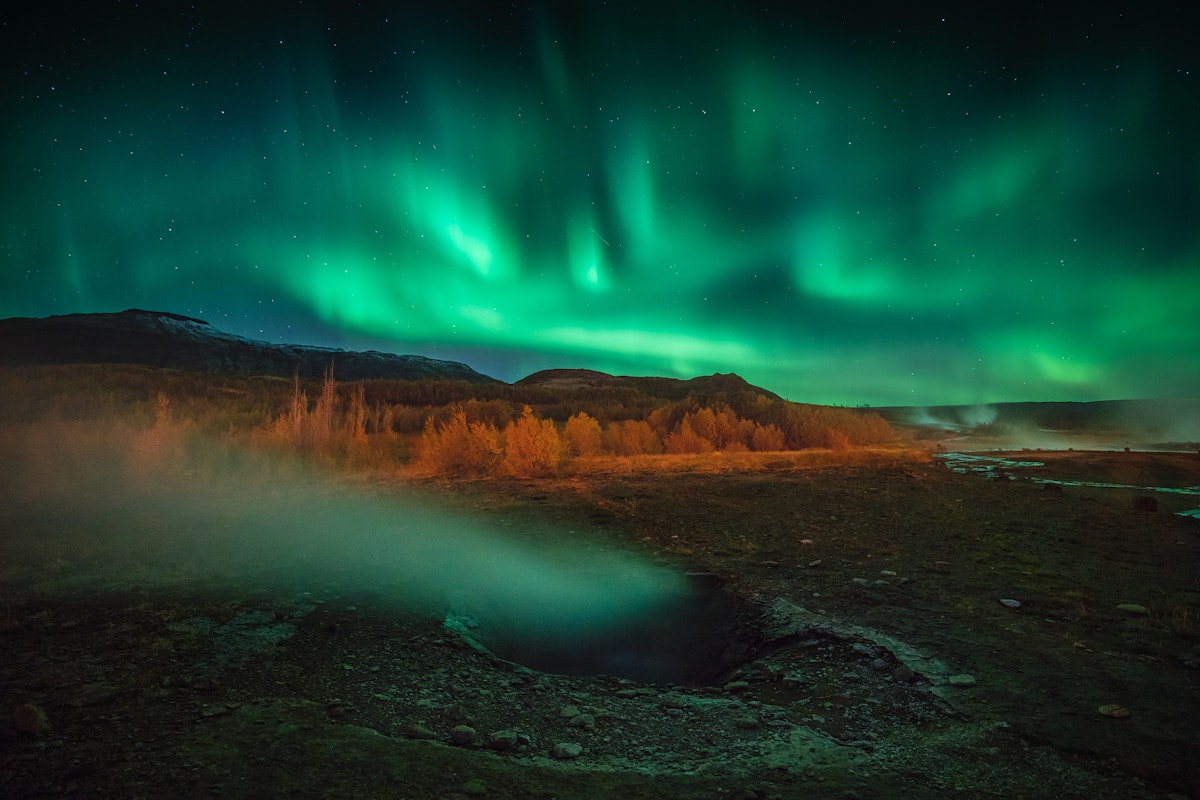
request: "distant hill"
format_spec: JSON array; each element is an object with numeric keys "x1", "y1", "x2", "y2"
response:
[
  {"x1": 517, "y1": 368, "x2": 783, "y2": 402},
  {"x1": 0, "y1": 310, "x2": 500, "y2": 383}
]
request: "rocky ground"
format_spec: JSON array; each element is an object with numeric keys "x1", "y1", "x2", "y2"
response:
[{"x1": 3, "y1": 450, "x2": 1199, "y2": 799}]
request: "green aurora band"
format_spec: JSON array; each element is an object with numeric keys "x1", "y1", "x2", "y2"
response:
[{"x1": 3, "y1": 3, "x2": 1198, "y2": 405}]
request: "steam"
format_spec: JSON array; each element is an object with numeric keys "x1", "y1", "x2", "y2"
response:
[
  {"x1": 906, "y1": 404, "x2": 997, "y2": 432},
  {"x1": 0, "y1": 422, "x2": 691, "y2": 641}
]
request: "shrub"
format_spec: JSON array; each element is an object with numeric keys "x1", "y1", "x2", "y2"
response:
[
  {"x1": 750, "y1": 422, "x2": 786, "y2": 451},
  {"x1": 664, "y1": 418, "x2": 715, "y2": 454},
  {"x1": 502, "y1": 406, "x2": 562, "y2": 476},
  {"x1": 603, "y1": 420, "x2": 662, "y2": 456},
  {"x1": 563, "y1": 411, "x2": 603, "y2": 458},
  {"x1": 416, "y1": 406, "x2": 502, "y2": 476}
]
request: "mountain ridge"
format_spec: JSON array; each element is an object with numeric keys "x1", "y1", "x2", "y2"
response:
[
  {"x1": 516, "y1": 368, "x2": 783, "y2": 402},
  {"x1": 0, "y1": 311, "x2": 789, "y2": 401},
  {"x1": 0, "y1": 309, "x2": 499, "y2": 383}
]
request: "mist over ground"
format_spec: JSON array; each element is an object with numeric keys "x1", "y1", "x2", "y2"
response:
[{"x1": 0, "y1": 419, "x2": 691, "y2": 642}]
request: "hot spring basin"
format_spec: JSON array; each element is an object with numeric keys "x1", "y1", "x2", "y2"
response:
[{"x1": 445, "y1": 577, "x2": 756, "y2": 686}]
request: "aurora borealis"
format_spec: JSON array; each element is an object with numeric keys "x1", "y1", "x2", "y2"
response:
[{"x1": 3, "y1": 3, "x2": 1197, "y2": 406}]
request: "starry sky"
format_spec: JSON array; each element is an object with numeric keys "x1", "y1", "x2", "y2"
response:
[{"x1": 2, "y1": 2, "x2": 1197, "y2": 406}]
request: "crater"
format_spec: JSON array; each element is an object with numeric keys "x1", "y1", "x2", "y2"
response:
[{"x1": 445, "y1": 574, "x2": 760, "y2": 686}]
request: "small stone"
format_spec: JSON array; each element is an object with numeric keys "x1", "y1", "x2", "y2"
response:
[
  {"x1": 723, "y1": 680, "x2": 751, "y2": 693},
  {"x1": 807, "y1": 559, "x2": 822, "y2": 567},
  {"x1": 851, "y1": 578, "x2": 869, "y2": 586},
  {"x1": 569, "y1": 713, "x2": 596, "y2": 730},
  {"x1": 870, "y1": 658, "x2": 889, "y2": 671},
  {"x1": 460, "y1": 778, "x2": 488, "y2": 796},
  {"x1": 1098, "y1": 704, "x2": 1131, "y2": 718},
  {"x1": 1116, "y1": 603, "x2": 1150, "y2": 615},
  {"x1": 552, "y1": 742, "x2": 583, "y2": 760},
  {"x1": 893, "y1": 665, "x2": 915, "y2": 682},
  {"x1": 488, "y1": 729, "x2": 520, "y2": 750},
  {"x1": 658, "y1": 693, "x2": 685, "y2": 709},
  {"x1": 13, "y1": 703, "x2": 51, "y2": 735},
  {"x1": 735, "y1": 713, "x2": 761, "y2": 729},
  {"x1": 948, "y1": 674, "x2": 977, "y2": 686},
  {"x1": 999, "y1": 598, "x2": 1021, "y2": 609},
  {"x1": 880, "y1": 570, "x2": 897, "y2": 577},
  {"x1": 559, "y1": 704, "x2": 581, "y2": 718},
  {"x1": 614, "y1": 688, "x2": 639, "y2": 698},
  {"x1": 444, "y1": 706, "x2": 470, "y2": 722},
  {"x1": 403, "y1": 723, "x2": 438, "y2": 740},
  {"x1": 449, "y1": 725, "x2": 477, "y2": 746}
]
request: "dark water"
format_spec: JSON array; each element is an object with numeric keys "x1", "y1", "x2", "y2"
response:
[
  {"x1": 447, "y1": 581, "x2": 753, "y2": 686},
  {"x1": 938, "y1": 451, "x2": 1200, "y2": 518}
]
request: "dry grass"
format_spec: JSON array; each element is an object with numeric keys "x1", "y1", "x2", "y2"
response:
[{"x1": 557, "y1": 447, "x2": 931, "y2": 477}]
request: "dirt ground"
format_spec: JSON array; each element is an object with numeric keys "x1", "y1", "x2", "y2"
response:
[{"x1": 3, "y1": 450, "x2": 1199, "y2": 799}]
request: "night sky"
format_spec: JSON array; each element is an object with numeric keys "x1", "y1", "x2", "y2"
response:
[{"x1": 3, "y1": 2, "x2": 1197, "y2": 406}]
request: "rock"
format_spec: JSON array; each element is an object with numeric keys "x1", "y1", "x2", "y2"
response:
[
  {"x1": 880, "y1": 570, "x2": 897, "y2": 577},
  {"x1": 893, "y1": 665, "x2": 915, "y2": 682},
  {"x1": 559, "y1": 704, "x2": 581, "y2": 718},
  {"x1": 734, "y1": 713, "x2": 761, "y2": 729},
  {"x1": 723, "y1": 680, "x2": 750, "y2": 693},
  {"x1": 460, "y1": 778, "x2": 489, "y2": 796},
  {"x1": 1098, "y1": 704, "x2": 1131, "y2": 718},
  {"x1": 999, "y1": 598, "x2": 1021, "y2": 609},
  {"x1": 870, "y1": 658, "x2": 889, "y2": 671},
  {"x1": 568, "y1": 713, "x2": 596, "y2": 730},
  {"x1": 13, "y1": 703, "x2": 50, "y2": 735},
  {"x1": 552, "y1": 742, "x2": 583, "y2": 760},
  {"x1": 851, "y1": 578, "x2": 869, "y2": 586},
  {"x1": 444, "y1": 705, "x2": 470, "y2": 722},
  {"x1": 1116, "y1": 604, "x2": 1150, "y2": 615},
  {"x1": 403, "y1": 723, "x2": 438, "y2": 740},
  {"x1": 947, "y1": 674, "x2": 976, "y2": 686},
  {"x1": 658, "y1": 694, "x2": 686, "y2": 709},
  {"x1": 487, "y1": 729, "x2": 520, "y2": 750},
  {"x1": 449, "y1": 725, "x2": 477, "y2": 746}
]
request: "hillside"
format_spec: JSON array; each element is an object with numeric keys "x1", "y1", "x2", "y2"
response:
[
  {"x1": 0, "y1": 309, "x2": 499, "y2": 383},
  {"x1": 517, "y1": 368, "x2": 783, "y2": 403}
]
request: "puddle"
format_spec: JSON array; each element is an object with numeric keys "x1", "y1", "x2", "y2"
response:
[{"x1": 938, "y1": 452, "x2": 1200, "y2": 518}]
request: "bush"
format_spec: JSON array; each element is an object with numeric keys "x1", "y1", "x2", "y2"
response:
[
  {"x1": 750, "y1": 422, "x2": 786, "y2": 451},
  {"x1": 563, "y1": 412, "x2": 603, "y2": 458},
  {"x1": 502, "y1": 406, "x2": 562, "y2": 476},
  {"x1": 664, "y1": 418, "x2": 715, "y2": 454},
  {"x1": 415, "y1": 406, "x2": 502, "y2": 476},
  {"x1": 603, "y1": 420, "x2": 662, "y2": 456}
]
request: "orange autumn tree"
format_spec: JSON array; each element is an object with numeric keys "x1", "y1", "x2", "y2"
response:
[
  {"x1": 502, "y1": 405, "x2": 562, "y2": 476},
  {"x1": 415, "y1": 406, "x2": 502, "y2": 476},
  {"x1": 562, "y1": 411, "x2": 603, "y2": 458}
]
